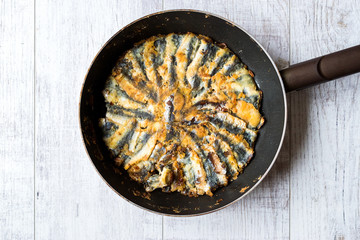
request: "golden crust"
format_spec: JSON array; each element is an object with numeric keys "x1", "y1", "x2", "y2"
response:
[{"x1": 99, "y1": 32, "x2": 264, "y2": 197}]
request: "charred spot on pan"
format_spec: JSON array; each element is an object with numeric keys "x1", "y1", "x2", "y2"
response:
[
  {"x1": 225, "y1": 21, "x2": 236, "y2": 27},
  {"x1": 217, "y1": 42, "x2": 227, "y2": 49},
  {"x1": 253, "y1": 175, "x2": 262, "y2": 182},
  {"x1": 248, "y1": 70, "x2": 254, "y2": 77},
  {"x1": 215, "y1": 198, "x2": 223, "y2": 205},
  {"x1": 99, "y1": 33, "x2": 264, "y2": 197},
  {"x1": 173, "y1": 208, "x2": 181, "y2": 213},
  {"x1": 240, "y1": 186, "x2": 249, "y2": 193}
]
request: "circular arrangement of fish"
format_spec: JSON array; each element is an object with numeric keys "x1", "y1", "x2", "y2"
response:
[{"x1": 99, "y1": 32, "x2": 264, "y2": 197}]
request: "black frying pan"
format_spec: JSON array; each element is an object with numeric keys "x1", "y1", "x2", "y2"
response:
[{"x1": 80, "y1": 10, "x2": 360, "y2": 216}]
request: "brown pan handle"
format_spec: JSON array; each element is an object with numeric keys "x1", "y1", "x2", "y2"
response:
[{"x1": 280, "y1": 45, "x2": 360, "y2": 92}]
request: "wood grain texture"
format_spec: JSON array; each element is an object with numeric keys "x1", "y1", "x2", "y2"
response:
[
  {"x1": 289, "y1": 0, "x2": 360, "y2": 239},
  {"x1": 34, "y1": 1, "x2": 162, "y2": 239},
  {"x1": 163, "y1": 1, "x2": 290, "y2": 239},
  {"x1": 1, "y1": 0, "x2": 360, "y2": 239},
  {"x1": 0, "y1": 0, "x2": 34, "y2": 239}
]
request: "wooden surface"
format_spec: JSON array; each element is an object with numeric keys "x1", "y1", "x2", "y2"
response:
[
  {"x1": 0, "y1": 0, "x2": 34, "y2": 239},
  {"x1": 1, "y1": 0, "x2": 359, "y2": 239}
]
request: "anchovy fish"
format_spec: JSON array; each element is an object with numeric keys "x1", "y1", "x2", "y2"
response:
[{"x1": 100, "y1": 32, "x2": 264, "y2": 197}]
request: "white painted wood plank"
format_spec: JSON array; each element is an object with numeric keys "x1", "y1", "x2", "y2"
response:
[
  {"x1": 0, "y1": 0, "x2": 34, "y2": 239},
  {"x1": 34, "y1": 1, "x2": 162, "y2": 239},
  {"x1": 289, "y1": 0, "x2": 360, "y2": 239},
  {"x1": 163, "y1": 1, "x2": 290, "y2": 239}
]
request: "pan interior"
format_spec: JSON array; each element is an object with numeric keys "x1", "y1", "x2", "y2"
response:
[{"x1": 80, "y1": 10, "x2": 286, "y2": 215}]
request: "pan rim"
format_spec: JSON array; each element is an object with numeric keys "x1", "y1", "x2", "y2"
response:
[{"x1": 79, "y1": 9, "x2": 288, "y2": 217}]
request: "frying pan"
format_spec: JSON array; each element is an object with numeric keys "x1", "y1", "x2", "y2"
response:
[{"x1": 80, "y1": 10, "x2": 360, "y2": 216}]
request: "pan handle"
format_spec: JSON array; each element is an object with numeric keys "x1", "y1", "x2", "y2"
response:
[{"x1": 280, "y1": 45, "x2": 360, "y2": 92}]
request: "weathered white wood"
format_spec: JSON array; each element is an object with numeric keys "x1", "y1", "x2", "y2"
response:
[
  {"x1": 34, "y1": 1, "x2": 162, "y2": 239},
  {"x1": 289, "y1": 0, "x2": 360, "y2": 239},
  {"x1": 1, "y1": 0, "x2": 359, "y2": 239},
  {"x1": 162, "y1": 1, "x2": 290, "y2": 239},
  {"x1": 0, "y1": 1, "x2": 34, "y2": 239}
]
